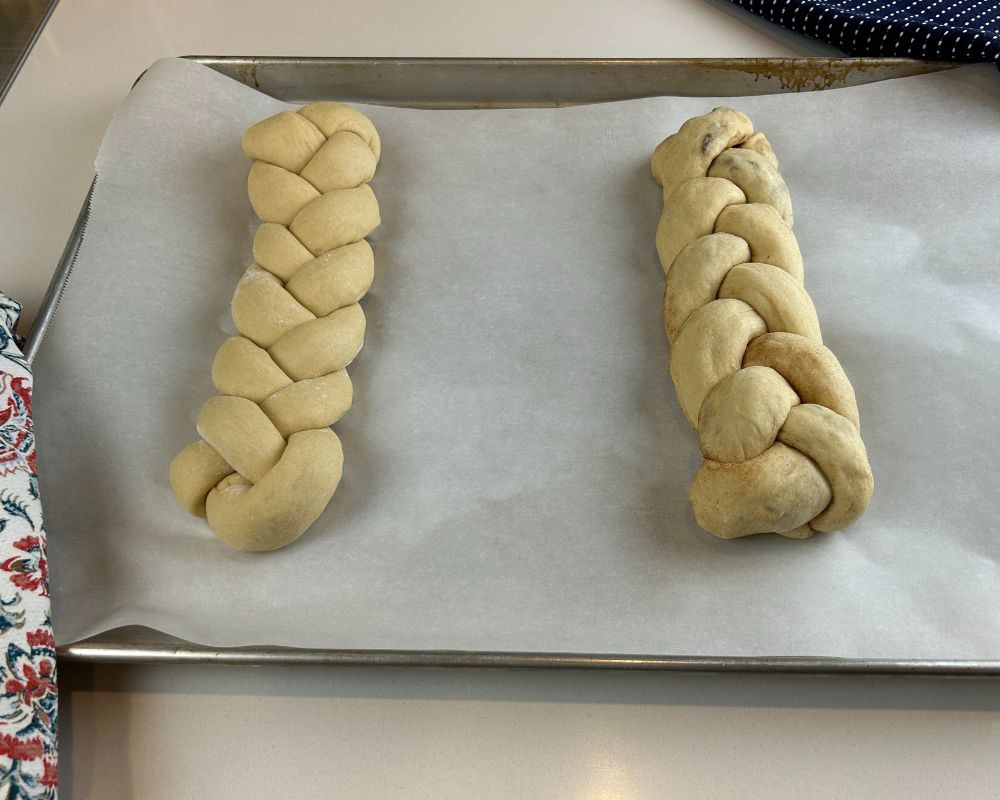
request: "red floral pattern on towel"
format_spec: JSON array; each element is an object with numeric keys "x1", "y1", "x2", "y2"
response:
[{"x1": 0, "y1": 293, "x2": 56, "y2": 799}]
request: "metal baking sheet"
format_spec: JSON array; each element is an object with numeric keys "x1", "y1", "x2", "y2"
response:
[{"x1": 33, "y1": 56, "x2": 1000, "y2": 675}]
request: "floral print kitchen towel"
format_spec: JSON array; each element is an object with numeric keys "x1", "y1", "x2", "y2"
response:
[{"x1": 0, "y1": 293, "x2": 57, "y2": 799}]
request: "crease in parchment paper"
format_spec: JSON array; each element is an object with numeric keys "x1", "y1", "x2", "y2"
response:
[{"x1": 32, "y1": 57, "x2": 1000, "y2": 658}]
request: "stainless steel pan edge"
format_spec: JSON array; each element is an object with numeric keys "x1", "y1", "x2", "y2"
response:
[
  {"x1": 59, "y1": 627, "x2": 1000, "y2": 675},
  {"x1": 189, "y1": 55, "x2": 956, "y2": 106},
  {"x1": 37, "y1": 56, "x2": 993, "y2": 675}
]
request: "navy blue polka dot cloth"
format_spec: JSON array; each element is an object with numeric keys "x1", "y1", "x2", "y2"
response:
[{"x1": 730, "y1": 0, "x2": 1000, "y2": 66}]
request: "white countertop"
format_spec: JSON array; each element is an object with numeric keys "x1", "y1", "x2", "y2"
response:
[{"x1": 2, "y1": 1, "x2": 997, "y2": 797}]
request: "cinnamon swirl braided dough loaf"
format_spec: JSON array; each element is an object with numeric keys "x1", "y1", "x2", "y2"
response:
[
  {"x1": 652, "y1": 107, "x2": 873, "y2": 539},
  {"x1": 170, "y1": 103, "x2": 380, "y2": 551}
]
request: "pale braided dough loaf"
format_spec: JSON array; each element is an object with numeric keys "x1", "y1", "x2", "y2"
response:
[
  {"x1": 651, "y1": 107, "x2": 873, "y2": 539},
  {"x1": 170, "y1": 103, "x2": 381, "y2": 551}
]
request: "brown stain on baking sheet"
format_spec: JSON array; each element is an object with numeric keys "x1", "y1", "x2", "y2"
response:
[
  {"x1": 708, "y1": 57, "x2": 949, "y2": 92},
  {"x1": 236, "y1": 61, "x2": 260, "y2": 89}
]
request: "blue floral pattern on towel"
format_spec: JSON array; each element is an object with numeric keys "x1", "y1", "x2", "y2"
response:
[{"x1": 0, "y1": 294, "x2": 56, "y2": 799}]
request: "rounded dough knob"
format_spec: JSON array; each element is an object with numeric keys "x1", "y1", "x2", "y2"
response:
[
  {"x1": 777, "y1": 404, "x2": 874, "y2": 532},
  {"x1": 300, "y1": 130, "x2": 378, "y2": 191},
  {"x1": 298, "y1": 102, "x2": 382, "y2": 159},
  {"x1": 206, "y1": 429, "x2": 344, "y2": 552},
  {"x1": 657, "y1": 177, "x2": 745, "y2": 273},
  {"x1": 286, "y1": 240, "x2": 375, "y2": 318},
  {"x1": 241, "y1": 110, "x2": 326, "y2": 173},
  {"x1": 664, "y1": 232, "x2": 750, "y2": 342},
  {"x1": 170, "y1": 440, "x2": 234, "y2": 518},
  {"x1": 261, "y1": 370, "x2": 354, "y2": 437},
  {"x1": 743, "y1": 332, "x2": 860, "y2": 430},
  {"x1": 669, "y1": 299, "x2": 766, "y2": 428},
  {"x1": 232, "y1": 264, "x2": 315, "y2": 349},
  {"x1": 248, "y1": 161, "x2": 320, "y2": 226},
  {"x1": 719, "y1": 262, "x2": 821, "y2": 343},
  {"x1": 267, "y1": 302, "x2": 366, "y2": 380},
  {"x1": 252, "y1": 223, "x2": 314, "y2": 281},
  {"x1": 290, "y1": 184, "x2": 380, "y2": 256},
  {"x1": 651, "y1": 106, "x2": 753, "y2": 200},
  {"x1": 708, "y1": 147, "x2": 793, "y2": 227},
  {"x1": 196, "y1": 395, "x2": 287, "y2": 484},
  {"x1": 715, "y1": 203, "x2": 803, "y2": 284},
  {"x1": 212, "y1": 336, "x2": 293, "y2": 402},
  {"x1": 690, "y1": 442, "x2": 832, "y2": 539},
  {"x1": 697, "y1": 366, "x2": 799, "y2": 463}
]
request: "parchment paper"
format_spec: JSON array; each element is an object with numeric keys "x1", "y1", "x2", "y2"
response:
[{"x1": 33, "y1": 57, "x2": 1000, "y2": 657}]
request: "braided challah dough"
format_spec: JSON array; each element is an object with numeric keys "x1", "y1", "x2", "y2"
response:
[
  {"x1": 652, "y1": 107, "x2": 873, "y2": 540},
  {"x1": 170, "y1": 103, "x2": 381, "y2": 551}
]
